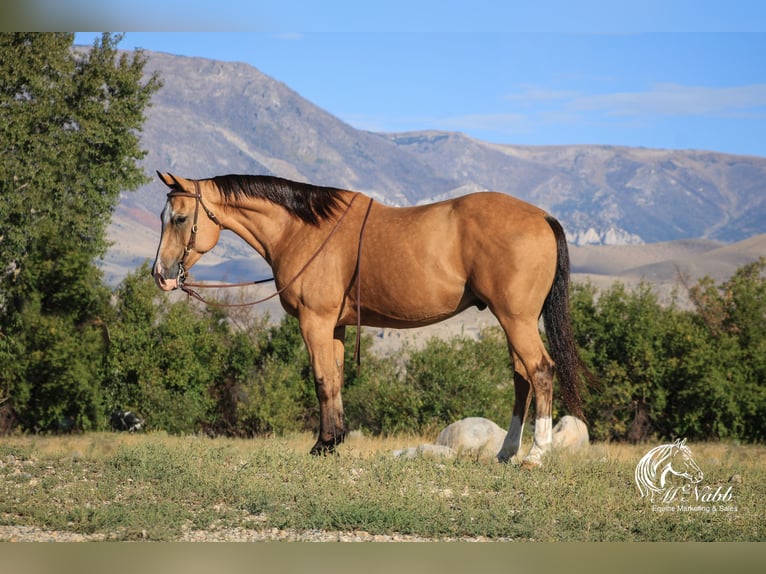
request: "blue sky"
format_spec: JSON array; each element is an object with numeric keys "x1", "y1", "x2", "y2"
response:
[{"x1": 70, "y1": 1, "x2": 766, "y2": 157}]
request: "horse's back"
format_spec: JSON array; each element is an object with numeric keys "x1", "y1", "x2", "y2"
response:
[
  {"x1": 374, "y1": 191, "x2": 550, "y2": 239},
  {"x1": 449, "y1": 191, "x2": 551, "y2": 234},
  {"x1": 450, "y1": 190, "x2": 547, "y2": 216}
]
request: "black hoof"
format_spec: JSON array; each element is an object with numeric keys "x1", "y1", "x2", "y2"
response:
[
  {"x1": 310, "y1": 441, "x2": 335, "y2": 456},
  {"x1": 309, "y1": 434, "x2": 345, "y2": 456}
]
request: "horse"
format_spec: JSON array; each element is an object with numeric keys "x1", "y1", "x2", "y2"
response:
[
  {"x1": 151, "y1": 172, "x2": 594, "y2": 467},
  {"x1": 635, "y1": 438, "x2": 704, "y2": 500}
]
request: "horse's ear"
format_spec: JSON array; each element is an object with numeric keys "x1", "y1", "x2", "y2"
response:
[
  {"x1": 677, "y1": 438, "x2": 686, "y2": 448},
  {"x1": 156, "y1": 171, "x2": 175, "y2": 187}
]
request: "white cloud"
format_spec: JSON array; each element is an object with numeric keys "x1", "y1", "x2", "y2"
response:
[
  {"x1": 508, "y1": 82, "x2": 766, "y2": 118},
  {"x1": 574, "y1": 83, "x2": 766, "y2": 117},
  {"x1": 341, "y1": 83, "x2": 766, "y2": 142}
]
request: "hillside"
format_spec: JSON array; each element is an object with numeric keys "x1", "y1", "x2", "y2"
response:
[{"x1": 104, "y1": 49, "x2": 766, "y2": 293}]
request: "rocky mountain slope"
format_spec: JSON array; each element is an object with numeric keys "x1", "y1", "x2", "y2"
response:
[{"x1": 104, "y1": 50, "x2": 766, "y2": 287}]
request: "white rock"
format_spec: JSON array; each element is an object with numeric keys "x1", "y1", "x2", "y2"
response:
[
  {"x1": 392, "y1": 444, "x2": 456, "y2": 460},
  {"x1": 435, "y1": 417, "x2": 506, "y2": 458},
  {"x1": 551, "y1": 415, "x2": 589, "y2": 451}
]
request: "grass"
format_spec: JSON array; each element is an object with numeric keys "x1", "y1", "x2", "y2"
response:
[{"x1": 0, "y1": 431, "x2": 763, "y2": 541}]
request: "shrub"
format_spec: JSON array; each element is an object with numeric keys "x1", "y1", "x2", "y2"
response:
[
  {"x1": 344, "y1": 356, "x2": 419, "y2": 435},
  {"x1": 346, "y1": 328, "x2": 514, "y2": 435},
  {"x1": 571, "y1": 261, "x2": 766, "y2": 443}
]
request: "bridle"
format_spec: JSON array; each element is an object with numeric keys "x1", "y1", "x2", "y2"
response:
[
  {"x1": 162, "y1": 180, "x2": 373, "y2": 366},
  {"x1": 165, "y1": 179, "x2": 224, "y2": 288}
]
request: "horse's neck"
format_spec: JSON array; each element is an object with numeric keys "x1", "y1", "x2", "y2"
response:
[
  {"x1": 217, "y1": 190, "x2": 359, "y2": 268},
  {"x1": 220, "y1": 199, "x2": 298, "y2": 264}
]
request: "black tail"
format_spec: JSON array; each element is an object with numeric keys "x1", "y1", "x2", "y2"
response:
[{"x1": 542, "y1": 215, "x2": 594, "y2": 420}]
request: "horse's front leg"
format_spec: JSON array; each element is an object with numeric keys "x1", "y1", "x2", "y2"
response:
[{"x1": 301, "y1": 319, "x2": 347, "y2": 455}]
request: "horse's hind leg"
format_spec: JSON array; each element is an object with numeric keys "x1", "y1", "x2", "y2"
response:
[
  {"x1": 522, "y1": 354, "x2": 555, "y2": 468},
  {"x1": 497, "y1": 318, "x2": 555, "y2": 467},
  {"x1": 497, "y1": 369, "x2": 532, "y2": 463}
]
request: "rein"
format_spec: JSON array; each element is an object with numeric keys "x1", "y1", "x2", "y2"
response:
[{"x1": 166, "y1": 182, "x2": 372, "y2": 366}]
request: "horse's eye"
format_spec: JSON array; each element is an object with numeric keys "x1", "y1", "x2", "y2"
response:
[{"x1": 172, "y1": 215, "x2": 188, "y2": 226}]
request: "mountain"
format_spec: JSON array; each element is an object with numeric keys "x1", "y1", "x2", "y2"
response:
[
  {"x1": 386, "y1": 136, "x2": 766, "y2": 245},
  {"x1": 104, "y1": 50, "x2": 766, "y2": 287}
]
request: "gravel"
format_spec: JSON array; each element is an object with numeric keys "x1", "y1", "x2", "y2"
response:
[{"x1": 0, "y1": 524, "x2": 506, "y2": 542}]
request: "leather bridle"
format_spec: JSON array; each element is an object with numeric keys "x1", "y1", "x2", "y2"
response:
[{"x1": 165, "y1": 179, "x2": 224, "y2": 288}]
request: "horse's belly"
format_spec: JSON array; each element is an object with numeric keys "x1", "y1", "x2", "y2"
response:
[
  {"x1": 354, "y1": 309, "x2": 467, "y2": 329},
  {"x1": 347, "y1": 283, "x2": 482, "y2": 328}
]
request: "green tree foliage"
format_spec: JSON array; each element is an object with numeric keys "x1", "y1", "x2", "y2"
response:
[
  {"x1": 102, "y1": 267, "x2": 316, "y2": 436},
  {"x1": 209, "y1": 313, "x2": 316, "y2": 437},
  {"x1": 570, "y1": 281, "x2": 676, "y2": 441},
  {"x1": 683, "y1": 258, "x2": 766, "y2": 441},
  {"x1": 0, "y1": 33, "x2": 161, "y2": 430},
  {"x1": 103, "y1": 264, "x2": 228, "y2": 433},
  {"x1": 345, "y1": 329, "x2": 514, "y2": 435},
  {"x1": 571, "y1": 260, "x2": 766, "y2": 442}
]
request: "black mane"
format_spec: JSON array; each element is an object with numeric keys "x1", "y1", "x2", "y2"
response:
[{"x1": 209, "y1": 174, "x2": 346, "y2": 225}]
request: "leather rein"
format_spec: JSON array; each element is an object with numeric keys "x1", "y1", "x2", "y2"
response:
[{"x1": 165, "y1": 180, "x2": 373, "y2": 364}]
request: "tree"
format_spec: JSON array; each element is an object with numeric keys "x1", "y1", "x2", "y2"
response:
[
  {"x1": 684, "y1": 258, "x2": 766, "y2": 441},
  {"x1": 571, "y1": 263, "x2": 766, "y2": 443},
  {"x1": 0, "y1": 33, "x2": 161, "y2": 431},
  {"x1": 570, "y1": 281, "x2": 676, "y2": 441}
]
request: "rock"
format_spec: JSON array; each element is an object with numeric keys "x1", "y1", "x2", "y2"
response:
[
  {"x1": 551, "y1": 415, "x2": 589, "y2": 451},
  {"x1": 435, "y1": 417, "x2": 506, "y2": 458},
  {"x1": 392, "y1": 444, "x2": 456, "y2": 460},
  {"x1": 729, "y1": 474, "x2": 743, "y2": 484},
  {"x1": 393, "y1": 416, "x2": 589, "y2": 462}
]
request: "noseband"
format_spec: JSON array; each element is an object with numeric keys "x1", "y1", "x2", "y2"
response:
[{"x1": 165, "y1": 180, "x2": 224, "y2": 287}]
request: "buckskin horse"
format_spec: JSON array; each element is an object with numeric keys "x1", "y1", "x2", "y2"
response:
[{"x1": 151, "y1": 172, "x2": 592, "y2": 467}]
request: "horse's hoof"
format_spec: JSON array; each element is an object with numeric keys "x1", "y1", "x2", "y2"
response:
[
  {"x1": 309, "y1": 443, "x2": 335, "y2": 456},
  {"x1": 309, "y1": 435, "x2": 344, "y2": 456}
]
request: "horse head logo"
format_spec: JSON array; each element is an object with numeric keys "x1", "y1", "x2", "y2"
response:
[{"x1": 635, "y1": 438, "x2": 704, "y2": 501}]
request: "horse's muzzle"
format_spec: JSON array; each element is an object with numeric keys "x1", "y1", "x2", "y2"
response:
[{"x1": 153, "y1": 261, "x2": 180, "y2": 291}]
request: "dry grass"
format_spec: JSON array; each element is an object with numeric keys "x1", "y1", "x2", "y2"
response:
[{"x1": 1, "y1": 432, "x2": 763, "y2": 542}]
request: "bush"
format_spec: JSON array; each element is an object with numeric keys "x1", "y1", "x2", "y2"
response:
[
  {"x1": 344, "y1": 356, "x2": 418, "y2": 435},
  {"x1": 570, "y1": 281, "x2": 675, "y2": 441},
  {"x1": 12, "y1": 300, "x2": 107, "y2": 432},
  {"x1": 571, "y1": 260, "x2": 766, "y2": 443},
  {"x1": 8, "y1": 249, "x2": 766, "y2": 444},
  {"x1": 346, "y1": 328, "x2": 514, "y2": 435},
  {"x1": 104, "y1": 265, "x2": 227, "y2": 433},
  {"x1": 229, "y1": 358, "x2": 311, "y2": 436},
  {"x1": 683, "y1": 258, "x2": 766, "y2": 442}
]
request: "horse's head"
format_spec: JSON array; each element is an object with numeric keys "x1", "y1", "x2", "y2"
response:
[
  {"x1": 668, "y1": 438, "x2": 704, "y2": 484},
  {"x1": 152, "y1": 172, "x2": 223, "y2": 291}
]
